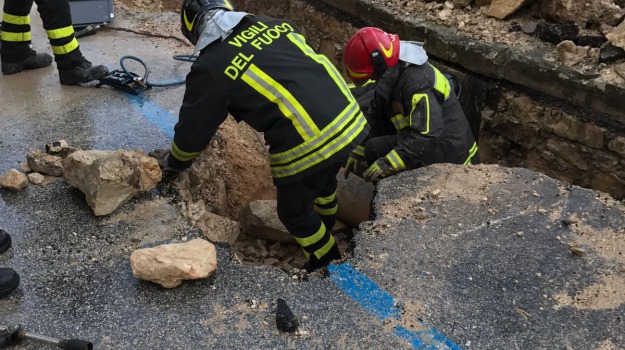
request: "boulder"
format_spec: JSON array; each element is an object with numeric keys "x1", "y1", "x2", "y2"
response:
[
  {"x1": 130, "y1": 239, "x2": 217, "y2": 288},
  {"x1": 239, "y1": 200, "x2": 294, "y2": 243},
  {"x1": 63, "y1": 149, "x2": 162, "y2": 216},
  {"x1": 26, "y1": 150, "x2": 64, "y2": 176},
  {"x1": 337, "y1": 174, "x2": 375, "y2": 228},
  {"x1": 198, "y1": 211, "x2": 241, "y2": 244},
  {"x1": 0, "y1": 169, "x2": 28, "y2": 191},
  {"x1": 486, "y1": 0, "x2": 532, "y2": 20}
]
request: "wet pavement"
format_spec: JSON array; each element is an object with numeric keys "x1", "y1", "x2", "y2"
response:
[{"x1": 2, "y1": 5, "x2": 625, "y2": 350}]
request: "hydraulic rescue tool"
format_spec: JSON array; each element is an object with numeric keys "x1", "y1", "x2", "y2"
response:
[{"x1": 0, "y1": 325, "x2": 92, "y2": 350}]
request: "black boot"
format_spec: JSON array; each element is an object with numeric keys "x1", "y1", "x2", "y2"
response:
[
  {"x1": 0, "y1": 229, "x2": 11, "y2": 254},
  {"x1": 1, "y1": 49, "x2": 53, "y2": 75},
  {"x1": 58, "y1": 56, "x2": 109, "y2": 85},
  {"x1": 0, "y1": 268, "x2": 20, "y2": 298},
  {"x1": 303, "y1": 242, "x2": 342, "y2": 272}
]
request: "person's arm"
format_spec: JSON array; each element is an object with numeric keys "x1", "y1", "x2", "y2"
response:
[{"x1": 165, "y1": 61, "x2": 229, "y2": 171}]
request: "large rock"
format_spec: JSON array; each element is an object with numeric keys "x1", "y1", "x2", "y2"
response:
[
  {"x1": 63, "y1": 150, "x2": 162, "y2": 216},
  {"x1": 540, "y1": 0, "x2": 625, "y2": 27},
  {"x1": 606, "y1": 21, "x2": 625, "y2": 49},
  {"x1": 239, "y1": 200, "x2": 294, "y2": 243},
  {"x1": 336, "y1": 174, "x2": 375, "y2": 228},
  {"x1": 26, "y1": 150, "x2": 64, "y2": 177},
  {"x1": 198, "y1": 211, "x2": 241, "y2": 244},
  {"x1": 130, "y1": 239, "x2": 217, "y2": 288},
  {"x1": 0, "y1": 169, "x2": 28, "y2": 191},
  {"x1": 486, "y1": 0, "x2": 532, "y2": 20}
]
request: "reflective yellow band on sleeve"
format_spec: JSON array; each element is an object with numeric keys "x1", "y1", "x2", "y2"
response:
[
  {"x1": 411, "y1": 93, "x2": 430, "y2": 135},
  {"x1": 390, "y1": 114, "x2": 409, "y2": 130},
  {"x1": 51, "y1": 38, "x2": 79, "y2": 55},
  {"x1": 463, "y1": 142, "x2": 478, "y2": 165},
  {"x1": 294, "y1": 223, "x2": 326, "y2": 247},
  {"x1": 353, "y1": 145, "x2": 365, "y2": 157},
  {"x1": 430, "y1": 64, "x2": 451, "y2": 100},
  {"x1": 46, "y1": 25, "x2": 75, "y2": 40},
  {"x1": 1, "y1": 31, "x2": 31, "y2": 42},
  {"x1": 170, "y1": 141, "x2": 200, "y2": 162},
  {"x1": 2, "y1": 13, "x2": 30, "y2": 25},
  {"x1": 385, "y1": 150, "x2": 406, "y2": 171}
]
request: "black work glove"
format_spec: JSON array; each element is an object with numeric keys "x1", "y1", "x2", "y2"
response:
[
  {"x1": 0, "y1": 326, "x2": 21, "y2": 348},
  {"x1": 148, "y1": 149, "x2": 191, "y2": 175}
]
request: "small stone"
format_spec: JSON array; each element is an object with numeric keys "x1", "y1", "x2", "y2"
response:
[
  {"x1": 521, "y1": 21, "x2": 537, "y2": 35},
  {"x1": 562, "y1": 215, "x2": 580, "y2": 226},
  {"x1": 0, "y1": 169, "x2": 28, "y2": 191},
  {"x1": 569, "y1": 246, "x2": 586, "y2": 257},
  {"x1": 276, "y1": 298, "x2": 298, "y2": 333},
  {"x1": 431, "y1": 189, "x2": 442, "y2": 198},
  {"x1": 444, "y1": 1, "x2": 454, "y2": 10},
  {"x1": 27, "y1": 172, "x2": 45, "y2": 185},
  {"x1": 599, "y1": 43, "x2": 625, "y2": 63},
  {"x1": 19, "y1": 162, "x2": 31, "y2": 172},
  {"x1": 538, "y1": 209, "x2": 547, "y2": 214},
  {"x1": 515, "y1": 231, "x2": 524, "y2": 237},
  {"x1": 575, "y1": 35, "x2": 607, "y2": 48},
  {"x1": 437, "y1": 9, "x2": 452, "y2": 21},
  {"x1": 537, "y1": 22, "x2": 580, "y2": 44},
  {"x1": 45, "y1": 139, "x2": 69, "y2": 154},
  {"x1": 532, "y1": 192, "x2": 540, "y2": 197},
  {"x1": 414, "y1": 211, "x2": 430, "y2": 220}
]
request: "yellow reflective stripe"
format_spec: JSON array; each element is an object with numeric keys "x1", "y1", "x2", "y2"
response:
[
  {"x1": 271, "y1": 101, "x2": 359, "y2": 164},
  {"x1": 271, "y1": 110, "x2": 367, "y2": 178},
  {"x1": 294, "y1": 223, "x2": 326, "y2": 247},
  {"x1": 430, "y1": 64, "x2": 451, "y2": 100},
  {"x1": 385, "y1": 150, "x2": 406, "y2": 171},
  {"x1": 391, "y1": 114, "x2": 409, "y2": 130},
  {"x1": 242, "y1": 64, "x2": 319, "y2": 140},
  {"x1": 51, "y1": 38, "x2": 79, "y2": 55},
  {"x1": 411, "y1": 93, "x2": 430, "y2": 135},
  {"x1": 170, "y1": 141, "x2": 200, "y2": 161},
  {"x1": 464, "y1": 142, "x2": 478, "y2": 165},
  {"x1": 287, "y1": 33, "x2": 354, "y2": 103},
  {"x1": 314, "y1": 191, "x2": 336, "y2": 205},
  {"x1": 1, "y1": 31, "x2": 31, "y2": 42},
  {"x1": 348, "y1": 79, "x2": 376, "y2": 89},
  {"x1": 353, "y1": 145, "x2": 365, "y2": 157},
  {"x1": 315, "y1": 205, "x2": 337, "y2": 216},
  {"x1": 46, "y1": 26, "x2": 75, "y2": 40},
  {"x1": 2, "y1": 13, "x2": 30, "y2": 25},
  {"x1": 314, "y1": 235, "x2": 336, "y2": 259}
]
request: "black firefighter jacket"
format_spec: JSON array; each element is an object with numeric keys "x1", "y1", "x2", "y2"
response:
[
  {"x1": 353, "y1": 61, "x2": 478, "y2": 172},
  {"x1": 170, "y1": 15, "x2": 369, "y2": 185}
]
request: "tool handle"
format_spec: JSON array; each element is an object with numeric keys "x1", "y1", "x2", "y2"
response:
[{"x1": 58, "y1": 339, "x2": 93, "y2": 350}]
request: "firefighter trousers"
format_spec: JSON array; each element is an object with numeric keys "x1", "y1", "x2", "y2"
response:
[
  {"x1": 276, "y1": 162, "x2": 343, "y2": 268},
  {"x1": 1, "y1": 0, "x2": 82, "y2": 67}
]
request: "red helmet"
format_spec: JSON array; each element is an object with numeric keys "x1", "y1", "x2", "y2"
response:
[{"x1": 343, "y1": 27, "x2": 400, "y2": 83}]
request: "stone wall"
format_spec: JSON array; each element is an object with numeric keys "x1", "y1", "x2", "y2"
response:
[{"x1": 237, "y1": 0, "x2": 625, "y2": 198}]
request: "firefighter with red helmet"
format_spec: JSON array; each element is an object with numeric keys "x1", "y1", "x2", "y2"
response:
[
  {"x1": 152, "y1": 0, "x2": 369, "y2": 271},
  {"x1": 343, "y1": 27, "x2": 479, "y2": 182}
]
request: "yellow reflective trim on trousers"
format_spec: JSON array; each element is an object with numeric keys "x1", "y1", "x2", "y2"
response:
[
  {"x1": 1, "y1": 31, "x2": 31, "y2": 42},
  {"x1": 314, "y1": 191, "x2": 336, "y2": 205},
  {"x1": 242, "y1": 64, "x2": 319, "y2": 140},
  {"x1": 51, "y1": 38, "x2": 79, "y2": 55},
  {"x1": 287, "y1": 33, "x2": 354, "y2": 102},
  {"x1": 271, "y1": 110, "x2": 367, "y2": 178},
  {"x1": 391, "y1": 114, "x2": 409, "y2": 130},
  {"x1": 46, "y1": 26, "x2": 75, "y2": 40},
  {"x1": 2, "y1": 13, "x2": 30, "y2": 25},
  {"x1": 314, "y1": 205, "x2": 338, "y2": 216},
  {"x1": 464, "y1": 142, "x2": 478, "y2": 165},
  {"x1": 271, "y1": 101, "x2": 360, "y2": 164},
  {"x1": 314, "y1": 235, "x2": 336, "y2": 259},
  {"x1": 170, "y1": 141, "x2": 200, "y2": 162},
  {"x1": 294, "y1": 222, "x2": 326, "y2": 247},
  {"x1": 385, "y1": 150, "x2": 406, "y2": 171},
  {"x1": 411, "y1": 93, "x2": 430, "y2": 135},
  {"x1": 429, "y1": 63, "x2": 451, "y2": 100},
  {"x1": 353, "y1": 145, "x2": 365, "y2": 157}
]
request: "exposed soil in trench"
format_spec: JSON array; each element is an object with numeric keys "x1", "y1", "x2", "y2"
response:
[{"x1": 112, "y1": 0, "x2": 625, "y2": 273}]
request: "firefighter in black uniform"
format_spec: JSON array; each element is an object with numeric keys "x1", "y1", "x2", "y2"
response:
[
  {"x1": 153, "y1": 0, "x2": 369, "y2": 272},
  {"x1": 342, "y1": 27, "x2": 479, "y2": 182},
  {"x1": 1, "y1": 0, "x2": 108, "y2": 84}
]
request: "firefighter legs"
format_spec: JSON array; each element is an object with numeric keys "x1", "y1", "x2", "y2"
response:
[{"x1": 277, "y1": 163, "x2": 343, "y2": 272}]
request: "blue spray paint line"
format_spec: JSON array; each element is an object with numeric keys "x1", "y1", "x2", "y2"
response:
[
  {"x1": 329, "y1": 263, "x2": 462, "y2": 350},
  {"x1": 127, "y1": 94, "x2": 177, "y2": 138}
]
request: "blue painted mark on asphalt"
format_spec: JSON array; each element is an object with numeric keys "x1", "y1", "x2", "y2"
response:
[
  {"x1": 329, "y1": 263, "x2": 462, "y2": 350},
  {"x1": 127, "y1": 94, "x2": 176, "y2": 138}
]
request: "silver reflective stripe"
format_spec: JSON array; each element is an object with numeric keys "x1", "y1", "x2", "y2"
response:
[
  {"x1": 243, "y1": 68, "x2": 317, "y2": 140},
  {"x1": 270, "y1": 110, "x2": 367, "y2": 178},
  {"x1": 270, "y1": 101, "x2": 359, "y2": 164}
]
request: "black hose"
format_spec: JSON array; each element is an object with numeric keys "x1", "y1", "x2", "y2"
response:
[{"x1": 118, "y1": 54, "x2": 196, "y2": 88}]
